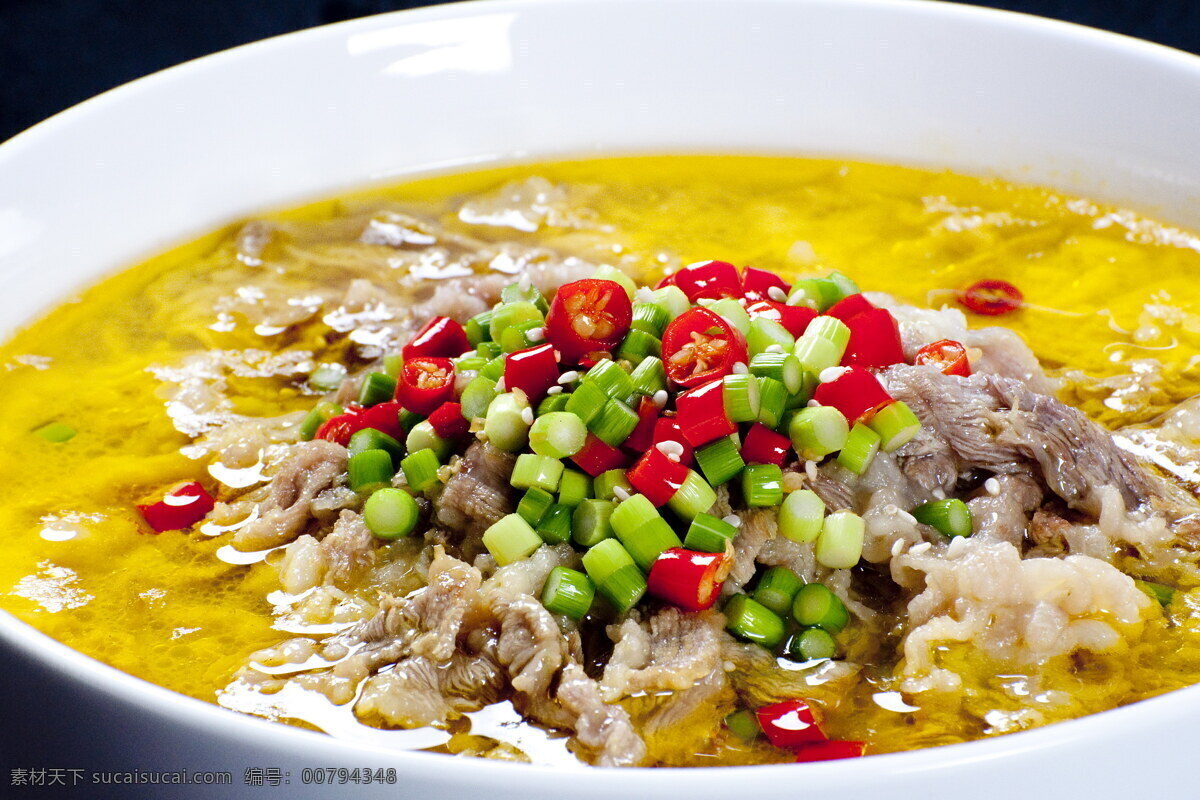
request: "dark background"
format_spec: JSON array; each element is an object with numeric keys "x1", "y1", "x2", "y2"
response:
[{"x1": 3, "y1": 0, "x2": 1200, "y2": 144}]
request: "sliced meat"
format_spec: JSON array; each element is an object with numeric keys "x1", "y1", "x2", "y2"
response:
[
  {"x1": 231, "y1": 439, "x2": 349, "y2": 551},
  {"x1": 489, "y1": 590, "x2": 568, "y2": 696},
  {"x1": 723, "y1": 508, "x2": 775, "y2": 594},
  {"x1": 435, "y1": 442, "x2": 517, "y2": 559},
  {"x1": 600, "y1": 608, "x2": 724, "y2": 700},
  {"x1": 966, "y1": 473, "x2": 1044, "y2": 546},
  {"x1": 320, "y1": 511, "x2": 377, "y2": 588},
  {"x1": 556, "y1": 662, "x2": 647, "y2": 767},
  {"x1": 355, "y1": 652, "x2": 505, "y2": 729}
]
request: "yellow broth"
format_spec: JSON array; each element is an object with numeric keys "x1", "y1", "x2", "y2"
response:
[{"x1": 3, "y1": 156, "x2": 1200, "y2": 763}]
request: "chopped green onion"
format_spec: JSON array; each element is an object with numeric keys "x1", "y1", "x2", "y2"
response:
[
  {"x1": 499, "y1": 319, "x2": 544, "y2": 353},
  {"x1": 565, "y1": 380, "x2": 609, "y2": 424},
  {"x1": 786, "y1": 627, "x2": 838, "y2": 661},
  {"x1": 406, "y1": 420, "x2": 451, "y2": 461},
  {"x1": 453, "y1": 355, "x2": 488, "y2": 374},
  {"x1": 482, "y1": 513, "x2": 543, "y2": 566},
  {"x1": 787, "y1": 277, "x2": 840, "y2": 311},
  {"x1": 722, "y1": 373, "x2": 760, "y2": 423},
  {"x1": 477, "y1": 341, "x2": 503, "y2": 361},
  {"x1": 724, "y1": 710, "x2": 761, "y2": 741},
  {"x1": 836, "y1": 422, "x2": 882, "y2": 475},
  {"x1": 357, "y1": 372, "x2": 398, "y2": 407},
  {"x1": 297, "y1": 401, "x2": 343, "y2": 441},
  {"x1": 825, "y1": 270, "x2": 859, "y2": 299},
  {"x1": 557, "y1": 469, "x2": 592, "y2": 508},
  {"x1": 695, "y1": 435, "x2": 745, "y2": 486},
  {"x1": 746, "y1": 317, "x2": 795, "y2": 358},
  {"x1": 479, "y1": 355, "x2": 507, "y2": 381},
  {"x1": 793, "y1": 334, "x2": 843, "y2": 377},
  {"x1": 708, "y1": 297, "x2": 751, "y2": 335},
  {"x1": 616, "y1": 329, "x2": 662, "y2": 365},
  {"x1": 400, "y1": 448, "x2": 441, "y2": 493},
  {"x1": 594, "y1": 469, "x2": 634, "y2": 501},
  {"x1": 541, "y1": 566, "x2": 595, "y2": 619},
  {"x1": 382, "y1": 354, "x2": 404, "y2": 378},
  {"x1": 667, "y1": 470, "x2": 717, "y2": 521},
  {"x1": 743, "y1": 463, "x2": 784, "y2": 507},
  {"x1": 461, "y1": 375, "x2": 500, "y2": 421},
  {"x1": 517, "y1": 487, "x2": 555, "y2": 525},
  {"x1": 529, "y1": 411, "x2": 588, "y2": 458},
  {"x1": 1135, "y1": 579, "x2": 1176, "y2": 607},
  {"x1": 724, "y1": 594, "x2": 787, "y2": 648},
  {"x1": 610, "y1": 494, "x2": 683, "y2": 571},
  {"x1": 752, "y1": 566, "x2": 805, "y2": 618},
  {"x1": 585, "y1": 359, "x2": 635, "y2": 400},
  {"x1": 348, "y1": 449, "x2": 395, "y2": 493},
  {"x1": 484, "y1": 392, "x2": 532, "y2": 452},
  {"x1": 536, "y1": 503, "x2": 574, "y2": 544},
  {"x1": 592, "y1": 264, "x2": 638, "y2": 299},
  {"x1": 589, "y1": 397, "x2": 640, "y2": 447},
  {"x1": 511, "y1": 453, "x2": 564, "y2": 493},
  {"x1": 629, "y1": 356, "x2": 668, "y2": 397},
  {"x1": 363, "y1": 487, "x2": 419, "y2": 540},
  {"x1": 501, "y1": 281, "x2": 550, "y2": 315},
  {"x1": 912, "y1": 498, "x2": 973, "y2": 538},
  {"x1": 489, "y1": 300, "x2": 543, "y2": 343},
  {"x1": 805, "y1": 316, "x2": 851, "y2": 352},
  {"x1": 815, "y1": 510, "x2": 865, "y2": 569},
  {"x1": 649, "y1": 285, "x2": 691, "y2": 319},
  {"x1": 756, "y1": 377, "x2": 788, "y2": 429},
  {"x1": 536, "y1": 393, "x2": 571, "y2": 416},
  {"x1": 684, "y1": 512, "x2": 739, "y2": 553},
  {"x1": 785, "y1": 371, "x2": 818, "y2": 409},
  {"x1": 465, "y1": 309, "x2": 495, "y2": 346},
  {"x1": 309, "y1": 363, "x2": 347, "y2": 392},
  {"x1": 582, "y1": 539, "x2": 645, "y2": 613},
  {"x1": 788, "y1": 405, "x2": 849, "y2": 461},
  {"x1": 398, "y1": 409, "x2": 422, "y2": 434},
  {"x1": 749, "y1": 351, "x2": 802, "y2": 395},
  {"x1": 572, "y1": 499, "x2": 616, "y2": 547},
  {"x1": 778, "y1": 489, "x2": 825, "y2": 543},
  {"x1": 631, "y1": 302, "x2": 670, "y2": 337},
  {"x1": 347, "y1": 428, "x2": 403, "y2": 465},
  {"x1": 867, "y1": 400, "x2": 922, "y2": 452},
  {"x1": 791, "y1": 582, "x2": 850, "y2": 632}
]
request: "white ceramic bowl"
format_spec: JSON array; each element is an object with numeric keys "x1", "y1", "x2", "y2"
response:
[{"x1": 3, "y1": 1, "x2": 1200, "y2": 797}]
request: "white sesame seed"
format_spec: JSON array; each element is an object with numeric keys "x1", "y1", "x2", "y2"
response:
[
  {"x1": 652, "y1": 389, "x2": 669, "y2": 408},
  {"x1": 518, "y1": 272, "x2": 532, "y2": 292},
  {"x1": 768, "y1": 286, "x2": 788, "y2": 302},
  {"x1": 898, "y1": 509, "x2": 919, "y2": 526},
  {"x1": 460, "y1": 350, "x2": 476, "y2": 360},
  {"x1": 909, "y1": 542, "x2": 932, "y2": 555},
  {"x1": 765, "y1": 344, "x2": 785, "y2": 354},
  {"x1": 819, "y1": 366, "x2": 849, "y2": 384},
  {"x1": 546, "y1": 385, "x2": 563, "y2": 395},
  {"x1": 805, "y1": 460, "x2": 819, "y2": 481},
  {"x1": 520, "y1": 407, "x2": 534, "y2": 425},
  {"x1": 984, "y1": 477, "x2": 1001, "y2": 496},
  {"x1": 890, "y1": 538, "x2": 906, "y2": 558},
  {"x1": 806, "y1": 399, "x2": 821, "y2": 408},
  {"x1": 495, "y1": 378, "x2": 506, "y2": 392},
  {"x1": 527, "y1": 326, "x2": 545, "y2": 342},
  {"x1": 476, "y1": 431, "x2": 489, "y2": 442},
  {"x1": 553, "y1": 350, "x2": 561, "y2": 363},
  {"x1": 883, "y1": 503, "x2": 899, "y2": 515},
  {"x1": 558, "y1": 370, "x2": 579, "y2": 384},
  {"x1": 656, "y1": 440, "x2": 684, "y2": 458},
  {"x1": 732, "y1": 362, "x2": 749, "y2": 375},
  {"x1": 722, "y1": 514, "x2": 742, "y2": 528},
  {"x1": 932, "y1": 488, "x2": 946, "y2": 500},
  {"x1": 613, "y1": 486, "x2": 631, "y2": 501}
]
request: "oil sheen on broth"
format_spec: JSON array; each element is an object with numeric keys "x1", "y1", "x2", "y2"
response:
[{"x1": 3, "y1": 156, "x2": 1200, "y2": 765}]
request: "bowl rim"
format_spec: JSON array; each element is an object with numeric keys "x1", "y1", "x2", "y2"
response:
[{"x1": 3, "y1": 0, "x2": 1200, "y2": 784}]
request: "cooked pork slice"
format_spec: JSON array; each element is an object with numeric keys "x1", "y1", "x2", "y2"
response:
[
  {"x1": 355, "y1": 652, "x2": 505, "y2": 729},
  {"x1": 488, "y1": 590, "x2": 569, "y2": 696},
  {"x1": 555, "y1": 662, "x2": 647, "y2": 767},
  {"x1": 966, "y1": 473, "x2": 1044, "y2": 545},
  {"x1": 722, "y1": 509, "x2": 776, "y2": 594},
  {"x1": 435, "y1": 442, "x2": 517, "y2": 558},
  {"x1": 231, "y1": 439, "x2": 349, "y2": 551},
  {"x1": 319, "y1": 511, "x2": 377, "y2": 588},
  {"x1": 600, "y1": 608, "x2": 725, "y2": 700}
]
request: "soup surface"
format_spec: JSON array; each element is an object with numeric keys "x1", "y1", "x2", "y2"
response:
[{"x1": 4, "y1": 156, "x2": 1200, "y2": 765}]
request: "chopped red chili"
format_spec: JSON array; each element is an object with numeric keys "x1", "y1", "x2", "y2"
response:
[
  {"x1": 671, "y1": 260, "x2": 743, "y2": 302},
  {"x1": 623, "y1": 396, "x2": 660, "y2": 453},
  {"x1": 504, "y1": 343, "x2": 559, "y2": 403},
  {"x1": 627, "y1": 446, "x2": 689, "y2": 507},
  {"x1": 661, "y1": 307, "x2": 749, "y2": 388},
  {"x1": 137, "y1": 481, "x2": 215, "y2": 533},
  {"x1": 646, "y1": 548, "x2": 726, "y2": 611},
  {"x1": 958, "y1": 279, "x2": 1023, "y2": 316},
  {"x1": 812, "y1": 367, "x2": 893, "y2": 423},
  {"x1": 914, "y1": 338, "x2": 971, "y2": 377},
  {"x1": 545, "y1": 279, "x2": 632, "y2": 363},
  {"x1": 755, "y1": 699, "x2": 827, "y2": 750},
  {"x1": 741, "y1": 266, "x2": 791, "y2": 303},
  {"x1": 570, "y1": 433, "x2": 631, "y2": 476},
  {"x1": 841, "y1": 308, "x2": 905, "y2": 368},
  {"x1": 395, "y1": 357, "x2": 455, "y2": 416},
  {"x1": 794, "y1": 740, "x2": 866, "y2": 762},
  {"x1": 741, "y1": 423, "x2": 792, "y2": 466},
  {"x1": 675, "y1": 378, "x2": 737, "y2": 447},
  {"x1": 402, "y1": 316, "x2": 469, "y2": 359},
  {"x1": 427, "y1": 401, "x2": 469, "y2": 439},
  {"x1": 824, "y1": 293, "x2": 875, "y2": 323},
  {"x1": 745, "y1": 299, "x2": 817, "y2": 338}
]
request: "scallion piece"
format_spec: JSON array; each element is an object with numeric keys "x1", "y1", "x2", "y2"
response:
[
  {"x1": 753, "y1": 567, "x2": 805, "y2": 618},
  {"x1": 722, "y1": 373, "x2": 760, "y2": 423},
  {"x1": 477, "y1": 341, "x2": 503, "y2": 361},
  {"x1": 684, "y1": 512, "x2": 739, "y2": 553},
  {"x1": 791, "y1": 582, "x2": 850, "y2": 632},
  {"x1": 501, "y1": 281, "x2": 549, "y2": 315},
  {"x1": 363, "y1": 487, "x2": 419, "y2": 540},
  {"x1": 511, "y1": 453, "x2": 564, "y2": 493},
  {"x1": 629, "y1": 356, "x2": 668, "y2": 397},
  {"x1": 805, "y1": 316, "x2": 851, "y2": 352},
  {"x1": 708, "y1": 297, "x2": 751, "y2": 336},
  {"x1": 536, "y1": 394, "x2": 571, "y2": 416},
  {"x1": 756, "y1": 377, "x2": 788, "y2": 429},
  {"x1": 581, "y1": 539, "x2": 646, "y2": 614},
  {"x1": 541, "y1": 566, "x2": 595, "y2": 620},
  {"x1": 786, "y1": 627, "x2": 838, "y2": 661},
  {"x1": 747, "y1": 317, "x2": 795, "y2": 358},
  {"x1": 536, "y1": 503, "x2": 574, "y2": 545},
  {"x1": 585, "y1": 359, "x2": 635, "y2": 400},
  {"x1": 308, "y1": 362, "x2": 347, "y2": 392},
  {"x1": 482, "y1": 513, "x2": 543, "y2": 566},
  {"x1": 572, "y1": 499, "x2": 617, "y2": 547},
  {"x1": 589, "y1": 398, "x2": 639, "y2": 447},
  {"x1": 479, "y1": 354, "x2": 507, "y2": 380},
  {"x1": 517, "y1": 487, "x2": 555, "y2": 525},
  {"x1": 867, "y1": 400, "x2": 922, "y2": 452},
  {"x1": 793, "y1": 334, "x2": 843, "y2": 377},
  {"x1": 357, "y1": 372, "x2": 398, "y2": 408},
  {"x1": 666, "y1": 469, "x2": 717, "y2": 521},
  {"x1": 594, "y1": 469, "x2": 634, "y2": 502},
  {"x1": 836, "y1": 422, "x2": 882, "y2": 475},
  {"x1": 785, "y1": 371, "x2": 818, "y2": 409},
  {"x1": 788, "y1": 405, "x2": 849, "y2": 461},
  {"x1": 778, "y1": 489, "x2": 825, "y2": 543},
  {"x1": 787, "y1": 277, "x2": 840, "y2": 311},
  {"x1": 347, "y1": 427, "x2": 403, "y2": 465},
  {"x1": 454, "y1": 355, "x2": 488, "y2": 374},
  {"x1": 610, "y1": 494, "x2": 683, "y2": 571},
  {"x1": 724, "y1": 594, "x2": 787, "y2": 648},
  {"x1": 815, "y1": 510, "x2": 865, "y2": 569},
  {"x1": 649, "y1": 285, "x2": 691, "y2": 319},
  {"x1": 825, "y1": 270, "x2": 859, "y2": 299},
  {"x1": 347, "y1": 449, "x2": 395, "y2": 493},
  {"x1": 484, "y1": 392, "x2": 532, "y2": 452},
  {"x1": 406, "y1": 420, "x2": 451, "y2": 461},
  {"x1": 461, "y1": 375, "x2": 500, "y2": 421},
  {"x1": 725, "y1": 710, "x2": 761, "y2": 741},
  {"x1": 297, "y1": 401, "x2": 342, "y2": 441},
  {"x1": 565, "y1": 380, "x2": 609, "y2": 424},
  {"x1": 465, "y1": 309, "x2": 495, "y2": 346},
  {"x1": 749, "y1": 351, "x2": 802, "y2": 395},
  {"x1": 557, "y1": 469, "x2": 592, "y2": 508},
  {"x1": 1135, "y1": 579, "x2": 1176, "y2": 607},
  {"x1": 529, "y1": 411, "x2": 587, "y2": 458},
  {"x1": 695, "y1": 435, "x2": 745, "y2": 486},
  {"x1": 742, "y1": 463, "x2": 784, "y2": 507},
  {"x1": 489, "y1": 300, "x2": 543, "y2": 343},
  {"x1": 911, "y1": 498, "x2": 973, "y2": 538},
  {"x1": 631, "y1": 302, "x2": 670, "y2": 337},
  {"x1": 499, "y1": 319, "x2": 545, "y2": 353},
  {"x1": 400, "y1": 448, "x2": 441, "y2": 493},
  {"x1": 592, "y1": 264, "x2": 638, "y2": 298},
  {"x1": 398, "y1": 409, "x2": 422, "y2": 434},
  {"x1": 616, "y1": 329, "x2": 662, "y2": 365},
  {"x1": 382, "y1": 353, "x2": 404, "y2": 378}
]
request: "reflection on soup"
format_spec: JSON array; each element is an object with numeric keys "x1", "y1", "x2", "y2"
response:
[{"x1": 4, "y1": 156, "x2": 1200, "y2": 766}]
